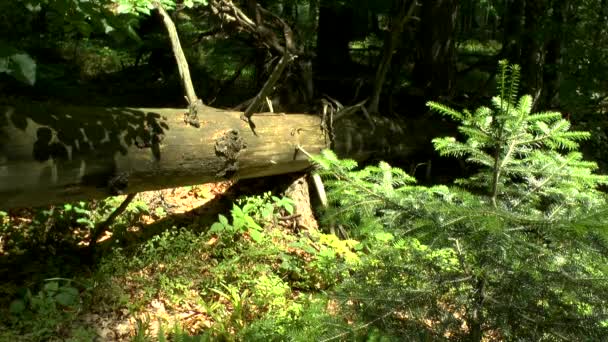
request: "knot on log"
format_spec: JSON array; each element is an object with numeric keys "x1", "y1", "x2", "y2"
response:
[
  {"x1": 108, "y1": 172, "x2": 130, "y2": 195},
  {"x1": 214, "y1": 129, "x2": 246, "y2": 178},
  {"x1": 184, "y1": 99, "x2": 205, "y2": 128}
]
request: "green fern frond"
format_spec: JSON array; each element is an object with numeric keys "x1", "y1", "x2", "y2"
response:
[
  {"x1": 379, "y1": 161, "x2": 396, "y2": 194},
  {"x1": 506, "y1": 63, "x2": 521, "y2": 105},
  {"x1": 427, "y1": 60, "x2": 606, "y2": 211},
  {"x1": 313, "y1": 149, "x2": 340, "y2": 170},
  {"x1": 462, "y1": 108, "x2": 474, "y2": 120},
  {"x1": 472, "y1": 106, "x2": 494, "y2": 119},
  {"x1": 497, "y1": 59, "x2": 509, "y2": 102},
  {"x1": 556, "y1": 130, "x2": 591, "y2": 142},
  {"x1": 526, "y1": 111, "x2": 562, "y2": 123},
  {"x1": 494, "y1": 60, "x2": 521, "y2": 113},
  {"x1": 534, "y1": 121, "x2": 552, "y2": 136},
  {"x1": 458, "y1": 126, "x2": 493, "y2": 145},
  {"x1": 469, "y1": 107, "x2": 495, "y2": 132},
  {"x1": 545, "y1": 137, "x2": 579, "y2": 150},
  {"x1": 516, "y1": 94, "x2": 533, "y2": 118},
  {"x1": 470, "y1": 106, "x2": 494, "y2": 126},
  {"x1": 548, "y1": 119, "x2": 572, "y2": 133},
  {"x1": 341, "y1": 159, "x2": 359, "y2": 171},
  {"x1": 465, "y1": 154, "x2": 497, "y2": 168},
  {"x1": 491, "y1": 96, "x2": 513, "y2": 114},
  {"x1": 320, "y1": 148, "x2": 339, "y2": 162},
  {"x1": 432, "y1": 137, "x2": 473, "y2": 158},
  {"x1": 426, "y1": 101, "x2": 464, "y2": 121}
]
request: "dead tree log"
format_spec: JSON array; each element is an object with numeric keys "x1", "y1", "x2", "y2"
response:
[
  {"x1": 0, "y1": 102, "x2": 326, "y2": 209},
  {"x1": 0, "y1": 99, "x2": 444, "y2": 210}
]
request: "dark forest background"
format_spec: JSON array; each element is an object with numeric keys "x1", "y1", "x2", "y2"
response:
[
  {"x1": 2, "y1": 1, "x2": 608, "y2": 341},
  {"x1": 3, "y1": 0, "x2": 608, "y2": 177}
]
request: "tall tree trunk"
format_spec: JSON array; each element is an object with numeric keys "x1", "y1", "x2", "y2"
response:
[
  {"x1": 368, "y1": 0, "x2": 416, "y2": 114},
  {"x1": 370, "y1": 10, "x2": 381, "y2": 36},
  {"x1": 501, "y1": 0, "x2": 525, "y2": 63},
  {"x1": 469, "y1": 277, "x2": 486, "y2": 342},
  {"x1": 541, "y1": 0, "x2": 567, "y2": 109},
  {"x1": 459, "y1": 0, "x2": 475, "y2": 36},
  {"x1": 502, "y1": 0, "x2": 552, "y2": 109},
  {"x1": 282, "y1": 0, "x2": 295, "y2": 22},
  {"x1": 593, "y1": 0, "x2": 608, "y2": 46},
  {"x1": 412, "y1": 0, "x2": 459, "y2": 99},
  {"x1": 308, "y1": 0, "x2": 319, "y2": 30},
  {"x1": 521, "y1": 0, "x2": 547, "y2": 109},
  {"x1": 315, "y1": 2, "x2": 353, "y2": 73}
]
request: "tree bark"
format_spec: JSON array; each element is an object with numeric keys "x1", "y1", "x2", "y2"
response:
[
  {"x1": 412, "y1": 0, "x2": 459, "y2": 99},
  {"x1": 520, "y1": 0, "x2": 547, "y2": 109},
  {"x1": 0, "y1": 102, "x2": 325, "y2": 209},
  {"x1": 315, "y1": 2, "x2": 353, "y2": 73},
  {"x1": 367, "y1": 0, "x2": 417, "y2": 114},
  {"x1": 501, "y1": 0, "x2": 525, "y2": 63},
  {"x1": 0, "y1": 100, "x2": 432, "y2": 209},
  {"x1": 541, "y1": 0, "x2": 566, "y2": 109},
  {"x1": 459, "y1": 0, "x2": 475, "y2": 36}
]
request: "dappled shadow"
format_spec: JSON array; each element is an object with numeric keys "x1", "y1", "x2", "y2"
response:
[
  {"x1": 94, "y1": 173, "x2": 310, "y2": 255},
  {"x1": 0, "y1": 101, "x2": 170, "y2": 208},
  {"x1": 0, "y1": 173, "x2": 308, "y2": 286}
]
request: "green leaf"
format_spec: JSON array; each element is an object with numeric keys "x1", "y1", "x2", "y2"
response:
[
  {"x1": 283, "y1": 202, "x2": 294, "y2": 215},
  {"x1": 248, "y1": 228, "x2": 264, "y2": 243},
  {"x1": 374, "y1": 231, "x2": 394, "y2": 243},
  {"x1": 427, "y1": 101, "x2": 463, "y2": 120},
  {"x1": 319, "y1": 248, "x2": 336, "y2": 259},
  {"x1": 55, "y1": 287, "x2": 79, "y2": 307},
  {"x1": 158, "y1": 322, "x2": 167, "y2": 342},
  {"x1": 231, "y1": 205, "x2": 244, "y2": 217},
  {"x1": 245, "y1": 216, "x2": 262, "y2": 231},
  {"x1": 261, "y1": 204, "x2": 274, "y2": 218},
  {"x1": 209, "y1": 222, "x2": 225, "y2": 234},
  {"x1": 9, "y1": 299, "x2": 26, "y2": 314},
  {"x1": 0, "y1": 43, "x2": 36, "y2": 86},
  {"x1": 44, "y1": 281, "x2": 59, "y2": 293},
  {"x1": 76, "y1": 218, "x2": 94, "y2": 228},
  {"x1": 218, "y1": 214, "x2": 229, "y2": 226},
  {"x1": 242, "y1": 203, "x2": 254, "y2": 214},
  {"x1": 73, "y1": 206, "x2": 89, "y2": 214}
]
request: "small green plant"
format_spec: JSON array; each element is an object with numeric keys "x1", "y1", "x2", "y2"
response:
[
  {"x1": 154, "y1": 206, "x2": 167, "y2": 218},
  {"x1": 209, "y1": 192, "x2": 294, "y2": 245},
  {"x1": 211, "y1": 283, "x2": 251, "y2": 331},
  {"x1": 310, "y1": 61, "x2": 608, "y2": 341},
  {"x1": 158, "y1": 322, "x2": 208, "y2": 342},
  {"x1": 428, "y1": 59, "x2": 608, "y2": 212},
  {"x1": 6, "y1": 278, "x2": 86, "y2": 341},
  {"x1": 9, "y1": 279, "x2": 81, "y2": 316},
  {"x1": 308, "y1": 233, "x2": 361, "y2": 286},
  {"x1": 132, "y1": 314, "x2": 153, "y2": 341},
  {"x1": 0, "y1": 201, "x2": 97, "y2": 254},
  {"x1": 0, "y1": 195, "x2": 150, "y2": 256},
  {"x1": 456, "y1": 39, "x2": 502, "y2": 56},
  {"x1": 236, "y1": 191, "x2": 295, "y2": 221},
  {"x1": 0, "y1": 43, "x2": 37, "y2": 85}
]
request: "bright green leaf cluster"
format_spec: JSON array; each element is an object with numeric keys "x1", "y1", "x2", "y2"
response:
[
  {"x1": 428, "y1": 60, "x2": 608, "y2": 213},
  {"x1": 310, "y1": 61, "x2": 608, "y2": 341}
]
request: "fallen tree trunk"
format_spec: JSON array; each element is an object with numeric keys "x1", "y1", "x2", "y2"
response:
[
  {"x1": 0, "y1": 102, "x2": 326, "y2": 209},
  {"x1": 0, "y1": 100, "x2": 441, "y2": 210}
]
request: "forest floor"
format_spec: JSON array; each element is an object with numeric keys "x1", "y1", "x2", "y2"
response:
[{"x1": 0, "y1": 177, "x2": 364, "y2": 341}]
